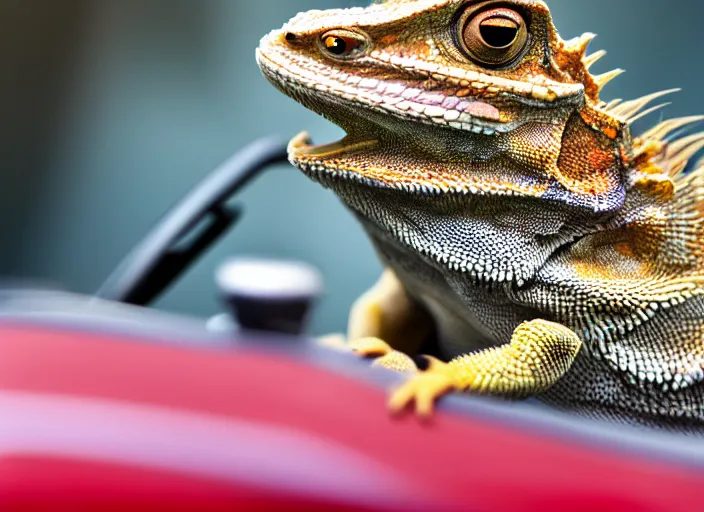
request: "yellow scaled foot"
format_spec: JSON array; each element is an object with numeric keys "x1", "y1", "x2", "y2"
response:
[
  {"x1": 350, "y1": 337, "x2": 417, "y2": 373},
  {"x1": 349, "y1": 337, "x2": 394, "y2": 357},
  {"x1": 389, "y1": 319, "x2": 583, "y2": 417}
]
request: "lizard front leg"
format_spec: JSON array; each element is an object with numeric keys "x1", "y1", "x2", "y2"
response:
[
  {"x1": 390, "y1": 319, "x2": 583, "y2": 417},
  {"x1": 345, "y1": 269, "x2": 433, "y2": 372}
]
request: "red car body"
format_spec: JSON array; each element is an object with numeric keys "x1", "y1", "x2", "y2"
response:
[{"x1": 0, "y1": 292, "x2": 702, "y2": 511}]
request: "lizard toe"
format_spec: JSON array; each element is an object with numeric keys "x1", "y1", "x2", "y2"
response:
[
  {"x1": 389, "y1": 359, "x2": 456, "y2": 418},
  {"x1": 349, "y1": 337, "x2": 395, "y2": 357}
]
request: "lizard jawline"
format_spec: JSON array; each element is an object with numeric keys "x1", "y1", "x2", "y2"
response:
[{"x1": 288, "y1": 131, "x2": 378, "y2": 159}]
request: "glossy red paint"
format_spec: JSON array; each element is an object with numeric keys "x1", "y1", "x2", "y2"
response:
[{"x1": 0, "y1": 324, "x2": 701, "y2": 511}]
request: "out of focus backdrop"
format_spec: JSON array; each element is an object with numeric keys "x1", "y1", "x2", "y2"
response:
[{"x1": 1, "y1": 0, "x2": 702, "y2": 334}]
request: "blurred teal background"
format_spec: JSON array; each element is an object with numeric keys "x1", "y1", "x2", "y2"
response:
[{"x1": 1, "y1": 0, "x2": 702, "y2": 334}]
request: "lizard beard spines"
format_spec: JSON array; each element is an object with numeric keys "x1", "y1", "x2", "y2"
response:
[
  {"x1": 627, "y1": 114, "x2": 704, "y2": 202},
  {"x1": 556, "y1": 34, "x2": 693, "y2": 158},
  {"x1": 605, "y1": 89, "x2": 681, "y2": 126}
]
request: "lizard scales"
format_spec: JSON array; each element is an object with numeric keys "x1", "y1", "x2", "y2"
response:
[{"x1": 257, "y1": 0, "x2": 704, "y2": 431}]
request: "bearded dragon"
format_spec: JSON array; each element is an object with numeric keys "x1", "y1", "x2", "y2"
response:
[{"x1": 256, "y1": 0, "x2": 704, "y2": 430}]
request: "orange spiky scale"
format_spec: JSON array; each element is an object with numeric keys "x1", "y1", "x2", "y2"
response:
[
  {"x1": 627, "y1": 103, "x2": 672, "y2": 125},
  {"x1": 593, "y1": 68, "x2": 625, "y2": 92},
  {"x1": 642, "y1": 116, "x2": 704, "y2": 142},
  {"x1": 583, "y1": 49, "x2": 607, "y2": 70},
  {"x1": 610, "y1": 89, "x2": 681, "y2": 119},
  {"x1": 666, "y1": 132, "x2": 704, "y2": 169},
  {"x1": 631, "y1": 138, "x2": 666, "y2": 163},
  {"x1": 562, "y1": 32, "x2": 596, "y2": 57}
]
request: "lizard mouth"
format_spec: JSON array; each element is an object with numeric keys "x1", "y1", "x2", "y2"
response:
[
  {"x1": 287, "y1": 128, "x2": 555, "y2": 199},
  {"x1": 288, "y1": 132, "x2": 378, "y2": 160}
]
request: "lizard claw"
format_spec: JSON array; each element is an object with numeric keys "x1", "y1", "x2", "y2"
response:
[
  {"x1": 319, "y1": 336, "x2": 418, "y2": 372},
  {"x1": 388, "y1": 356, "x2": 456, "y2": 418},
  {"x1": 350, "y1": 337, "x2": 417, "y2": 373}
]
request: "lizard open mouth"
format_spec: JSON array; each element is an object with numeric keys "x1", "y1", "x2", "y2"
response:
[
  {"x1": 286, "y1": 126, "x2": 560, "y2": 200},
  {"x1": 288, "y1": 132, "x2": 378, "y2": 160}
]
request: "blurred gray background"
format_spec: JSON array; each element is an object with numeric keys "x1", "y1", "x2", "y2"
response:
[{"x1": 1, "y1": 0, "x2": 702, "y2": 334}]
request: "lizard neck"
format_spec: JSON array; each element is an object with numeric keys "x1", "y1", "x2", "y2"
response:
[{"x1": 339, "y1": 183, "x2": 609, "y2": 288}]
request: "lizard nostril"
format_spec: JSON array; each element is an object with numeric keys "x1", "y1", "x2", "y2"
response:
[{"x1": 285, "y1": 32, "x2": 298, "y2": 43}]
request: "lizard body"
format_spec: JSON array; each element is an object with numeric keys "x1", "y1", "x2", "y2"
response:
[{"x1": 257, "y1": 0, "x2": 704, "y2": 431}]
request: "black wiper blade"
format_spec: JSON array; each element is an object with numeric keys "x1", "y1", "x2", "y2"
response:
[{"x1": 95, "y1": 136, "x2": 289, "y2": 306}]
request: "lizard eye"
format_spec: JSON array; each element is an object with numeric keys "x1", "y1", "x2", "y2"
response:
[
  {"x1": 459, "y1": 7, "x2": 528, "y2": 67},
  {"x1": 319, "y1": 30, "x2": 366, "y2": 59}
]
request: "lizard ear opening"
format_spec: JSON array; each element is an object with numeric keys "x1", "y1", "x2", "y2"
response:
[{"x1": 459, "y1": 6, "x2": 528, "y2": 67}]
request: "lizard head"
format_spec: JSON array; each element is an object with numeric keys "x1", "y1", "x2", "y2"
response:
[{"x1": 257, "y1": 0, "x2": 633, "y2": 213}]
